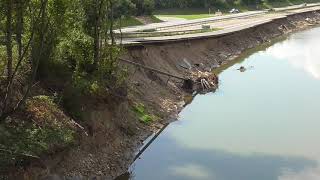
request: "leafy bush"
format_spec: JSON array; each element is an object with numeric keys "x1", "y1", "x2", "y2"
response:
[{"x1": 0, "y1": 95, "x2": 76, "y2": 170}]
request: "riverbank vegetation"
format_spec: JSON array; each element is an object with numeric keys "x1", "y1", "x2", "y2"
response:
[{"x1": 0, "y1": 0, "x2": 128, "y2": 173}]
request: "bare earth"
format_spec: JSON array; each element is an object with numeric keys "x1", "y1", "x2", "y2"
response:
[{"x1": 12, "y1": 8, "x2": 320, "y2": 180}]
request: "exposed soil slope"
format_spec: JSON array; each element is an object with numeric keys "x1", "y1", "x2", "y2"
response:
[{"x1": 9, "y1": 10, "x2": 320, "y2": 180}]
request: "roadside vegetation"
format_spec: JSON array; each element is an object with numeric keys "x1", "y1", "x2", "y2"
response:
[
  {"x1": 155, "y1": 9, "x2": 215, "y2": 20},
  {"x1": 116, "y1": 16, "x2": 144, "y2": 28},
  {"x1": 108, "y1": 0, "x2": 320, "y2": 26},
  {"x1": 0, "y1": 0, "x2": 129, "y2": 173},
  {"x1": 114, "y1": 15, "x2": 162, "y2": 29},
  {"x1": 152, "y1": 0, "x2": 320, "y2": 20}
]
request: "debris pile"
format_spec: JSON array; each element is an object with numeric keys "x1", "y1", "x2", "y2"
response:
[
  {"x1": 191, "y1": 70, "x2": 219, "y2": 93},
  {"x1": 182, "y1": 70, "x2": 219, "y2": 93},
  {"x1": 179, "y1": 59, "x2": 219, "y2": 93}
]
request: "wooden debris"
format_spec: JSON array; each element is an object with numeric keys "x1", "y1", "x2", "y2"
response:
[{"x1": 190, "y1": 70, "x2": 219, "y2": 93}]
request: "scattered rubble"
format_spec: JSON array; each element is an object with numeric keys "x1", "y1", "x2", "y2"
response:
[{"x1": 190, "y1": 70, "x2": 219, "y2": 93}]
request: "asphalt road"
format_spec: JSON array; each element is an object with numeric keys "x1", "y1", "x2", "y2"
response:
[{"x1": 117, "y1": 3, "x2": 320, "y2": 45}]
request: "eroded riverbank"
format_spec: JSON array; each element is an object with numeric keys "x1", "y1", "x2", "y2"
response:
[
  {"x1": 124, "y1": 10, "x2": 320, "y2": 120},
  {"x1": 117, "y1": 22, "x2": 320, "y2": 180},
  {"x1": 24, "y1": 10, "x2": 320, "y2": 180},
  {"x1": 113, "y1": 10, "x2": 320, "y2": 180}
]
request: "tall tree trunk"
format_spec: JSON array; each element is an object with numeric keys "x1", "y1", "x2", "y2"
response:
[
  {"x1": 109, "y1": 0, "x2": 115, "y2": 46},
  {"x1": 2, "y1": 0, "x2": 13, "y2": 116},
  {"x1": 5, "y1": 0, "x2": 13, "y2": 80},
  {"x1": 108, "y1": 0, "x2": 116, "y2": 74},
  {"x1": 0, "y1": 0, "x2": 48, "y2": 122},
  {"x1": 93, "y1": 0, "x2": 103, "y2": 69},
  {"x1": 16, "y1": 0, "x2": 24, "y2": 60}
]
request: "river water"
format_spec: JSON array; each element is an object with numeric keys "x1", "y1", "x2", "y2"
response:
[{"x1": 116, "y1": 27, "x2": 320, "y2": 180}]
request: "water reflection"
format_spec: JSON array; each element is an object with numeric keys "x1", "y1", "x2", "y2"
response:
[
  {"x1": 266, "y1": 27, "x2": 320, "y2": 79},
  {"x1": 279, "y1": 166, "x2": 320, "y2": 180},
  {"x1": 116, "y1": 27, "x2": 320, "y2": 180},
  {"x1": 117, "y1": 133, "x2": 316, "y2": 180},
  {"x1": 169, "y1": 164, "x2": 211, "y2": 179}
]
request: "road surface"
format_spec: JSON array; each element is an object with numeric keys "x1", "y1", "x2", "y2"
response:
[{"x1": 116, "y1": 3, "x2": 320, "y2": 45}]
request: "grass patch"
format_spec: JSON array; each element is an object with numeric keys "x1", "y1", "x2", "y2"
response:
[
  {"x1": 132, "y1": 103, "x2": 156, "y2": 124},
  {"x1": 115, "y1": 16, "x2": 144, "y2": 29},
  {"x1": 263, "y1": 0, "x2": 318, "y2": 8},
  {"x1": 154, "y1": 0, "x2": 320, "y2": 20},
  {"x1": 149, "y1": 15, "x2": 163, "y2": 23},
  {"x1": 155, "y1": 8, "x2": 214, "y2": 20},
  {"x1": 156, "y1": 14, "x2": 213, "y2": 20}
]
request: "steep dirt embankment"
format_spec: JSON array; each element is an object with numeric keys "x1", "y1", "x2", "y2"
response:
[
  {"x1": 123, "y1": 10, "x2": 320, "y2": 124},
  {"x1": 21, "y1": 10, "x2": 320, "y2": 180}
]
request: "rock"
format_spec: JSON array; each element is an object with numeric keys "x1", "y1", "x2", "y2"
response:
[
  {"x1": 179, "y1": 58, "x2": 192, "y2": 69},
  {"x1": 238, "y1": 66, "x2": 246, "y2": 72}
]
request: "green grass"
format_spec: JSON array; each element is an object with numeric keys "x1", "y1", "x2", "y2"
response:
[
  {"x1": 133, "y1": 103, "x2": 156, "y2": 124},
  {"x1": 156, "y1": 14, "x2": 213, "y2": 20},
  {"x1": 154, "y1": 0, "x2": 320, "y2": 20},
  {"x1": 149, "y1": 15, "x2": 163, "y2": 23},
  {"x1": 115, "y1": 16, "x2": 144, "y2": 29},
  {"x1": 115, "y1": 15, "x2": 162, "y2": 28},
  {"x1": 0, "y1": 46, "x2": 6, "y2": 74},
  {"x1": 155, "y1": 8, "x2": 214, "y2": 20},
  {"x1": 263, "y1": 0, "x2": 320, "y2": 8}
]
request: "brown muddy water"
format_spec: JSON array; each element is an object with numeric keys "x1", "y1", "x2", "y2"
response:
[{"x1": 116, "y1": 27, "x2": 320, "y2": 180}]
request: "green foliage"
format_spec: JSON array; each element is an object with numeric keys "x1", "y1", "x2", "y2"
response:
[
  {"x1": 71, "y1": 74, "x2": 103, "y2": 96},
  {"x1": 1, "y1": 0, "x2": 126, "y2": 172},
  {"x1": 0, "y1": 46, "x2": 5, "y2": 76},
  {"x1": 133, "y1": 103, "x2": 156, "y2": 124},
  {"x1": 0, "y1": 122, "x2": 75, "y2": 169},
  {"x1": 114, "y1": 0, "x2": 137, "y2": 18},
  {"x1": 0, "y1": 95, "x2": 76, "y2": 170},
  {"x1": 56, "y1": 30, "x2": 94, "y2": 71},
  {"x1": 152, "y1": 0, "x2": 320, "y2": 17},
  {"x1": 115, "y1": 16, "x2": 144, "y2": 28},
  {"x1": 143, "y1": 0, "x2": 156, "y2": 14},
  {"x1": 149, "y1": 15, "x2": 162, "y2": 23},
  {"x1": 156, "y1": 11, "x2": 213, "y2": 20}
]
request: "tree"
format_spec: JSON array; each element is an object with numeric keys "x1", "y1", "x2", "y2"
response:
[
  {"x1": 1, "y1": 0, "x2": 49, "y2": 121},
  {"x1": 0, "y1": 0, "x2": 121, "y2": 122}
]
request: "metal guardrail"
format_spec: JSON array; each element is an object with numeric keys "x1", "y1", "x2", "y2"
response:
[
  {"x1": 154, "y1": 11, "x2": 267, "y2": 32},
  {"x1": 119, "y1": 3, "x2": 320, "y2": 46},
  {"x1": 116, "y1": 2, "x2": 320, "y2": 35},
  {"x1": 116, "y1": 28, "x2": 219, "y2": 38},
  {"x1": 274, "y1": 3, "x2": 320, "y2": 12},
  {"x1": 115, "y1": 11, "x2": 266, "y2": 34}
]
